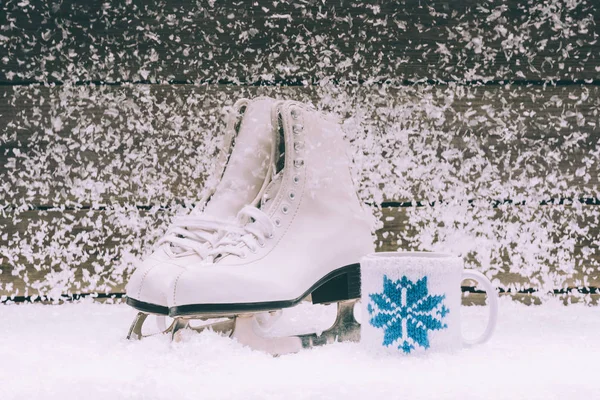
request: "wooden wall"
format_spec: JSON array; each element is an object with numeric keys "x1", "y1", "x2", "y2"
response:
[{"x1": 1, "y1": 0, "x2": 599, "y2": 303}]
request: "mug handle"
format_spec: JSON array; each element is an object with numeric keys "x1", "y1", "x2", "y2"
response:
[{"x1": 461, "y1": 270, "x2": 499, "y2": 346}]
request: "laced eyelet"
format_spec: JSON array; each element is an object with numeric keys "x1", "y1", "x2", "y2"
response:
[
  {"x1": 291, "y1": 108, "x2": 299, "y2": 119},
  {"x1": 282, "y1": 205, "x2": 289, "y2": 214},
  {"x1": 249, "y1": 246, "x2": 257, "y2": 254},
  {"x1": 289, "y1": 192, "x2": 295, "y2": 200},
  {"x1": 293, "y1": 175, "x2": 300, "y2": 184},
  {"x1": 274, "y1": 219, "x2": 281, "y2": 227},
  {"x1": 268, "y1": 232, "x2": 274, "y2": 239},
  {"x1": 294, "y1": 159, "x2": 304, "y2": 168},
  {"x1": 294, "y1": 141, "x2": 304, "y2": 152},
  {"x1": 292, "y1": 124, "x2": 303, "y2": 134},
  {"x1": 258, "y1": 240, "x2": 266, "y2": 248}
]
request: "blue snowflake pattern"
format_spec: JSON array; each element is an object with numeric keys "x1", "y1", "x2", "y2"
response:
[{"x1": 367, "y1": 275, "x2": 449, "y2": 354}]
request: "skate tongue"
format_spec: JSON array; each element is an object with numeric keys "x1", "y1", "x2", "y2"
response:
[
  {"x1": 201, "y1": 98, "x2": 275, "y2": 220},
  {"x1": 259, "y1": 171, "x2": 283, "y2": 212}
]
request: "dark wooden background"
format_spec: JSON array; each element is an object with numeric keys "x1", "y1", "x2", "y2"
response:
[{"x1": 1, "y1": 0, "x2": 599, "y2": 304}]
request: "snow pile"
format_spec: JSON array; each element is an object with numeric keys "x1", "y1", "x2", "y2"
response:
[{"x1": 0, "y1": 300, "x2": 598, "y2": 400}]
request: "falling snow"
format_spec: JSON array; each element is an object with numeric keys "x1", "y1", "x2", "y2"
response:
[{"x1": 0, "y1": 1, "x2": 598, "y2": 301}]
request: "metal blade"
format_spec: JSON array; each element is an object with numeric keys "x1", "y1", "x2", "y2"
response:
[
  {"x1": 297, "y1": 300, "x2": 361, "y2": 349},
  {"x1": 127, "y1": 312, "x2": 175, "y2": 340},
  {"x1": 169, "y1": 300, "x2": 361, "y2": 355}
]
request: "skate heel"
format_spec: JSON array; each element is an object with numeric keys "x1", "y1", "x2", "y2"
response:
[{"x1": 311, "y1": 263, "x2": 361, "y2": 305}]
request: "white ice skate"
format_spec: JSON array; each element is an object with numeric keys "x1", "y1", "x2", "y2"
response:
[
  {"x1": 125, "y1": 97, "x2": 280, "y2": 339},
  {"x1": 168, "y1": 100, "x2": 375, "y2": 354}
]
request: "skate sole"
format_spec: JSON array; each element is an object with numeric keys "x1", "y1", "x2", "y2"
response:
[
  {"x1": 126, "y1": 297, "x2": 169, "y2": 315},
  {"x1": 169, "y1": 263, "x2": 360, "y2": 318}
]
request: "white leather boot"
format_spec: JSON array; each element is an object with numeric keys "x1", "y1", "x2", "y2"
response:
[
  {"x1": 125, "y1": 96, "x2": 279, "y2": 339},
  {"x1": 168, "y1": 100, "x2": 375, "y2": 353}
]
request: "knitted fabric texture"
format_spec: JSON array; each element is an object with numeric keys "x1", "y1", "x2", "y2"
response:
[
  {"x1": 360, "y1": 252, "x2": 463, "y2": 355},
  {"x1": 368, "y1": 275, "x2": 449, "y2": 354}
]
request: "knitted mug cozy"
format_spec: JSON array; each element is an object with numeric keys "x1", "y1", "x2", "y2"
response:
[{"x1": 360, "y1": 252, "x2": 498, "y2": 355}]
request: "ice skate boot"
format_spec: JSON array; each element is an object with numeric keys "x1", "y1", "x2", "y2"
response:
[
  {"x1": 125, "y1": 97, "x2": 280, "y2": 339},
  {"x1": 168, "y1": 100, "x2": 375, "y2": 354}
]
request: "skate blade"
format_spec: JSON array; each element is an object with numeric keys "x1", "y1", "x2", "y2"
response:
[
  {"x1": 170, "y1": 300, "x2": 360, "y2": 355},
  {"x1": 169, "y1": 310, "x2": 281, "y2": 342},
  {"x1": 126, "y1": 312, "x2": 176, "y2": 340},
  {"x1": 171, "y1": 317, "x2": 237, "y2": 342}
]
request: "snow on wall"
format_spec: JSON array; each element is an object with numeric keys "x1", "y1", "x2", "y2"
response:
[{"x1": 0, "y1": 0, "x2": 599, "y2": 302}]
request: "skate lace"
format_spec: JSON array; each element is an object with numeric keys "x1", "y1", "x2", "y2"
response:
[
  {"x1": 210, "y1": 206, "x2": 275, "y2": 259},
  {"x1": 157, "y1": 215, "x2": 238, "y2": 257}
]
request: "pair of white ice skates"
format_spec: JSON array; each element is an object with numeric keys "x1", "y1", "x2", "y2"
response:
[{"x1": 125, "y1": 97, "x2": 375, "y2": 355}]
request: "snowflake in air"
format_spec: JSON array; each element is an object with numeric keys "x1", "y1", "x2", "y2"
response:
[{"x1": 368, "y1": 275, "x2": 449, "y2": 354}]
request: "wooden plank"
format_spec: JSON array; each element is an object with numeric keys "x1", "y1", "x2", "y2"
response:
[
  {"x1": 461, "y1": 292, "x2": 600, "y2": 306},
  {"x1": 0, "y1": 207, "x2": 169, "y2": 299},
  {"x1": 1, "y1": 0, "x2": 598, "y2": 84},
  {"x1": 377, "y1": 205, "x2": 600, "y2": 292},
  {"x1": 1, "y1": 204, "x2": 598, "y2": 299},
  {"x1": 1, "y1": 83, "x2": 598, "y2": 207}
]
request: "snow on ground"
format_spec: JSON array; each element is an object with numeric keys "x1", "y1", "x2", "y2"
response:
[{"x1": 0, "y1": 299, "x2": 598, "y2": 400}]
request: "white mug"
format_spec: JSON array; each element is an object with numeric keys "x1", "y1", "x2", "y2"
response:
[{"x1": 360, "y1": 252, "x2": 498, "y2": 355}]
